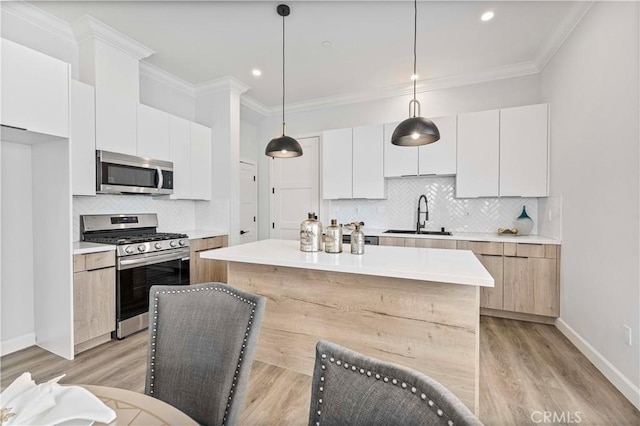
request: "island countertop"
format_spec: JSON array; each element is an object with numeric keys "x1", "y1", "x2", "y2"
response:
[{"x1": 200, "y1": 239, "x2": 494, "y2": 287}]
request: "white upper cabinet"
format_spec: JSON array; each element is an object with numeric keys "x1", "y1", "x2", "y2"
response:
[
  {"x1": 353, "y1": 124, "x2": 385, "y2": 199},
  {"x1": 95, "y1": 89, "x2": 137, "y2": 155},
  {"x1": 169, "y1": 117, "x2": 212, "y2": 201},
  {"x1": 137, "y1": 104, "x2": 170, "y2": 161},
  {"x1": 384, "y1": 122, "x2": 418, "y2": 177},
  {"x1": 190, "y1": 122, "x2": 212, "y2": 201},
  {"x1": 456, "y1": 109, "x2": 500, "y2": 198},
  {"x1": 1, "y1": 39, "x2": 69, "y2": 139},
  {"x1": 169, "y1": 115, "x2": 192, "y2": 200},
  {"x1": 322, "y1": 128, "x2": 353, "y2": 199},
  {"x1": 70, "y1": 80, "x2": 96, "y2": 196},
  {"x1": 419, "y1": 115, "x2": 457, "y2": 176},
  {"x1": 499, "y1": 104, "x2": 548, "y2": 197}
]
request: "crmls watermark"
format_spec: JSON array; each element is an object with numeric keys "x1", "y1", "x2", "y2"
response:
[{"x1": 531, "y1": 411, "x2": 582, "y2": 424}]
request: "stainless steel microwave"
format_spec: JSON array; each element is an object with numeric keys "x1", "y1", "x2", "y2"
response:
[{"x1": 96, "y1": 150, "x2": 174, "y2": 195}]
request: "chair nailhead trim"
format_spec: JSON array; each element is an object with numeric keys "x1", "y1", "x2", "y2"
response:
[
  {"x1": 149, "y1": 284, "x2": 259, "y2": 425},
  {"x1": 314, "y1": 352, "x2": 455, "y2": 425}
]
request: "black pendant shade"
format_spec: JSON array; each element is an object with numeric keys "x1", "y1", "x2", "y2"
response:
[
  {"x1": 265, "y1": 4, "x2": 303, "y2": 158},
  {"x1": 265, "y1": 135, "x2": 303, "y2": 158},
  {"x1": 392, "y1": 0, "x2": 440, "y2": 147},
  {"x1": 391, "y1": 116, "x2": 440, "y2": 147}
]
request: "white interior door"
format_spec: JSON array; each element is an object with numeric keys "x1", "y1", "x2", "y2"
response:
[
  {"x1": 239, "y1": 161, "x2": 257, "y2": 244},
  {"x1": 270, "y1": 137, "x2": 319, "y2": 240}
]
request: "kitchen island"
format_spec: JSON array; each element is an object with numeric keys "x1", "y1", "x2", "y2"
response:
[{"x1": 201, "y1": 239, "x2": 493, "y2": 413}]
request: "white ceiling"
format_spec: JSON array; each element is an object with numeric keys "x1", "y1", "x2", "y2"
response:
[{"x1": 27, "y1": 1, "x2": 589, "y2": 108}]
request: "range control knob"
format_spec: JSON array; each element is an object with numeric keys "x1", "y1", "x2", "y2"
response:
[
  {"x1": 125, "y1": 246, "x2": 134, "y2": 254},
  {"x1": 169, "y1": 240, "x2": 177, "y2": 248},
  {"x1": 154, "y1": 242, "x2": 162, "y2": 250},
  {"x1": 179, "y1": 239, "x2": 187, "y2": 246},
  {"x1": 137, "y1": 244, "x2": 146, "y2": 252}
]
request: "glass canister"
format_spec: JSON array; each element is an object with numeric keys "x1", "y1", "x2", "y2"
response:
[
  {"x1": 300, "y1": 212, "x2": 323, "y2": 252},
  {"x1": 324, "y1": 219, "x2": 343, "y2": 253},
  {"x1": 350, "y1": 222, "x2": 365, "y2": 255}
]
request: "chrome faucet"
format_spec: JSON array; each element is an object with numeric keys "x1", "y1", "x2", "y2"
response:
[{"x1": 417, "y1": 194, "x2": 429, "y2": 233}]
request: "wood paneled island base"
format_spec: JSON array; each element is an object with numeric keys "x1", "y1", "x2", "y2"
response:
[{"x1": 227, "y1": 261, "x2": 480, "y2": 413}]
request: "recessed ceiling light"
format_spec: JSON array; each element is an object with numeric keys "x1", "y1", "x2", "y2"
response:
[
  {"x1": 481, "y1": 11, "x2": 494, "y2": 21},
  {"x1": 252, "y1": 69, "x2": 262, "y2": 77},
  {"x1": 321, "y1": 40, "x2": 332, "y2": 47},
  {"x1": 410, "y1": 74, "x2": 419, "y2": 81}
]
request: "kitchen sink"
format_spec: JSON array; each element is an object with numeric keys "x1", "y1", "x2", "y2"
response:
[{"x1": 383, "y1": 229, "x2": 452, "y2": 236}]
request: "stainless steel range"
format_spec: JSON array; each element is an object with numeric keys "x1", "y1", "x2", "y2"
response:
[{"x1": 81, "y1": 213, "x2": 190, "y2": 339}]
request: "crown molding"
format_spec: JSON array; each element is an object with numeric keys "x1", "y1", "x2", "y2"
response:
[
  {"x1": 533, "y1": 1, "x2": 594, "y2": 71},
  {"x1": 72, "y1": 15, "x2": 155, "y2": 60},
  {"x1": 240, "y1": 95, "x2": 271, "y2": 117},
  {"x1": 1, "y1": 1, "x2": 75, "y2": 42},
  {"x1": 139, "y1": 61, "x2": 196, "y2": 96},
  {"x1": 195, "y1": 76, "x2": 251, "y2": 96},
  {"x1": 278, "y1": 61, "x2": 541, "y2": 116}
]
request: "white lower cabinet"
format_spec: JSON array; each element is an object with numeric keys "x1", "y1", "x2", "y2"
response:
[
  {"x1": 1, "y1": 38, "x2": 69, "y2": 139},
  {"x1": 71, "y1": 80, "x2": 96, "y2": 196},
  {"x1": 169, "y1": 116, "x2": 212, "y2": 201},
  {"x1": 322, "y1": 124, "x2": 385, "y2": 199}
]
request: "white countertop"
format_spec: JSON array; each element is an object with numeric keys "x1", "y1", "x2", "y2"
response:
[
  {"x1": 200, "y1": 239, "x2": 494, "y2": 287},
  {"x1": 181, "y1": 229, "x2": 229, "y2": 240},
  {"x1": 362, "y1": 228, "x2": 561, "y2": 245},
  {"x1": 73, "y1": 241, "x2": 116, "y2": 255}
]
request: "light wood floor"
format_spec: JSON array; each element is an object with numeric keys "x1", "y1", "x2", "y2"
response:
[{"x1": 2, "y1": 317, "x2": 638, "y2": 425}]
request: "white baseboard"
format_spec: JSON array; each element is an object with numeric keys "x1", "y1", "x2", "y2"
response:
[
  {"x1": 555, "y1": 318, "x2": 640, "y2": 410},
  {"x1": 1, "y1": 333, "x2": 36, "y2": 357}
]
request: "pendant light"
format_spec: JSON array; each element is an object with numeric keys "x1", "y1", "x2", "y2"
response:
[
  {"x1": 265, "y1": 4, "x2": 303, "y2": 158},
  {"x1": 391, "y1": 0, "x2": 440, "y2": 147}
]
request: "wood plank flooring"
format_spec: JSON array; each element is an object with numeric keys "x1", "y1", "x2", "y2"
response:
[{"x1": 2, "y1": 316, "x2": 638, "y2": 425}]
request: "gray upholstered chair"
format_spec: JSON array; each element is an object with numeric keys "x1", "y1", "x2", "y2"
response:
[
  {"x1": 145, "y1": 283, "x2": 266, "y2": 426},
  {"x1": 308, "y1": 340, "x2": 483, "y2": 426}
]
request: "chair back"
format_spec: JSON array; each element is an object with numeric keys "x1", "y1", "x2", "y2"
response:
[
  {"x1": 145, "y1": 283, "x2": 265, "y2": 426},
  {"x1": 308, "y1": 340, "x2": 483, "y2": 426}
]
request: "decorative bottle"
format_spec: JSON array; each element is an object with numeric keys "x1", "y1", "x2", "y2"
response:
[
  {"x1": 350, "y1": 222, "x2": 365, "y2": 255},
  {"x1": 514, "y1": 206, "x2": 534, "y2": 236},
  {"x1": 324, "y1": 219, "x2": 343, "y2": 253},
  {"x1": 300, "y1": 212, "x2": 323, "y2": 252}
]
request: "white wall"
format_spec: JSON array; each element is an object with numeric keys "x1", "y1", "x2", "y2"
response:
[
  {"x1": 257, "y1": 74, "x2": 543, "y2": 239},
  {"x1": 240, "y1": 120, "x2": 259, "y2": 163},
  {"x1": 541, "y1": 1, "x2": 639, "y2": 404},
  {"x1": 139, "y1": 74, "x2": 196, "y2": 122},
  {"x1": 1, "y1": 142, "x2": 35, "y2": 354}
]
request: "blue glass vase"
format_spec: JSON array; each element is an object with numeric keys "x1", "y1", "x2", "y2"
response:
[{"x1": 514, "y1": 206, "x2": 533, "y2": 236}]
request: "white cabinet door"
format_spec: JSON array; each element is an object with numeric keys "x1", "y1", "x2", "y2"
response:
[
  {"x1": 95, "y1": 89, "x2": 137, "y2": 155},
  {"x1": 70, "y1": 80, "x2": 96, "y2": 196},
  {"x1": 383, "y1": 121, "x2": 419, "y2": 177},
  {"x1": 190, "y1": 122, "x2": 211, "y2": 200},
  {"x1": 500, "y1": 104, "x2": 548, "y2": 197},
  {"x1": 1, "y1": 39, "x2": 69, "y2": 138},
  {"x1": 322, "y1": 128, "x2": 352, "y2": 199},
  {"x1": 353, "y1": 124, "x2": 385, "y2": 199},
  {"x1": 169, "y1": 115, "x2": 191, "y2": 199},
  {"x1": 137, "y1": 104, "x2": 170, "y2": 161},
  {"x1": 456, "y1": 109, "x2": 500, "y2": 198},
  {"x1": 419, "y1": 115, "x2": 457, "y2": 176}
]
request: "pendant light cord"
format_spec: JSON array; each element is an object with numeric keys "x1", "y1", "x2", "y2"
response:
[
  {"x1": 282, "y1": 12, "x2": 286, "y2": 135},
  {"x1": 412, "y1": 0, "x2": 417, "y2": 117}
]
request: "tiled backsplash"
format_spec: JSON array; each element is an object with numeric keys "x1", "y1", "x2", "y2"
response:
[
  {"x1": 73, "y1": 195, "x2": 196, "y2": 241},
  {"x1": 328, "y1": 176, "x2": 539, "y2": 234}
]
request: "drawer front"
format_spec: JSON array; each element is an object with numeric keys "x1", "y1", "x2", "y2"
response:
[
  {"x1": 378, "y1": 237, "x2": 406, "y2": 247},
  {"x1": 457, "y1": 240, "x2": 503, "y2": 256},
  {"x1": 407, "y1": 238, "x2": 458, "y2": 250},
  {"x1": 515, "y1": 244, "x2": 545, "y2": 258},
  {"x1": 190, "y1": 236, "x2": 227, "y2": 252},
  {"x1": 73, "y1": 254, "x2": 86, "y2": 272},
  {"x1": 85, "y1": 251, "x2": 115, "y2": 270}
]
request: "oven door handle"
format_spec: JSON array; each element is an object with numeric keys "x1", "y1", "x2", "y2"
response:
[{"x1": 118, "y1": 249, "x2": 189, "y2": 270}]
